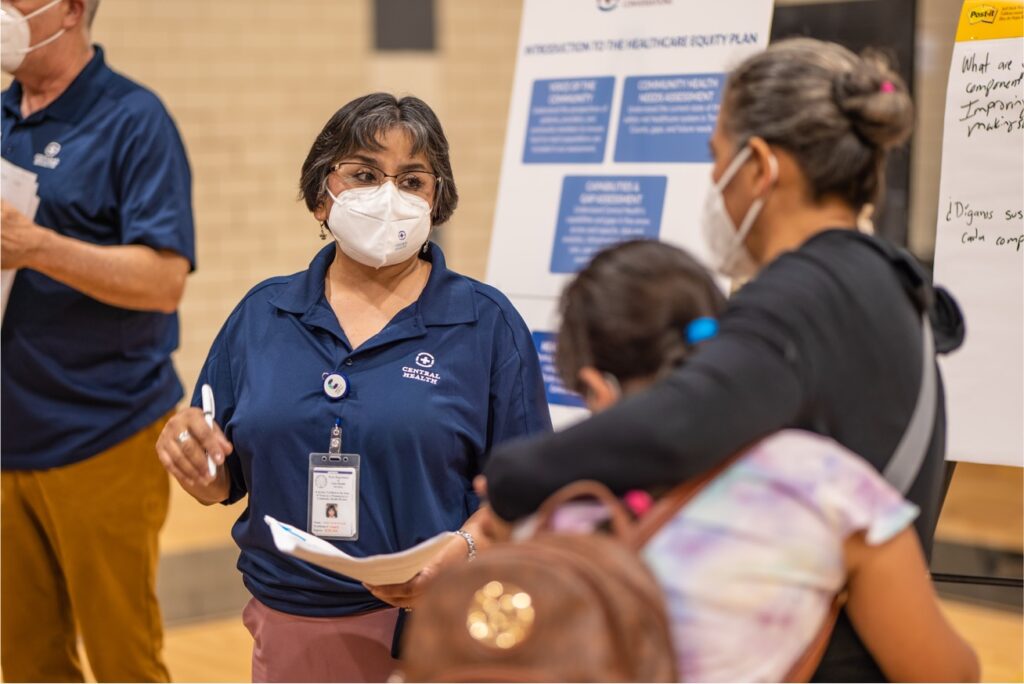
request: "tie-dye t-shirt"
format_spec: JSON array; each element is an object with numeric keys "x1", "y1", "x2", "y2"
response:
[{"x1": 553, "y1": 430, "x2": 919, "y2": 682}]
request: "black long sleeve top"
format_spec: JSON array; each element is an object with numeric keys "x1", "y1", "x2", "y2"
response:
[{"x1": 484, "y1": 229, "x2": 966, "y2": 682}]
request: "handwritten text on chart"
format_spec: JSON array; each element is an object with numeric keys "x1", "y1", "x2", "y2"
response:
[
  {"x1": 958, "y1": 51, "x2": 1024, "y2": 137},
  {"x1": 946, "y1": 198, "x2": 1024, "y2": 252}
]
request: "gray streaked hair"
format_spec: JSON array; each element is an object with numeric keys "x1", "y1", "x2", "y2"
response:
[
  {"x1": 299, "y1": 93, "x2": 459, "y2": 225},
  {"x1": 84, "y1": 0, "x2": 99, "y2": 27},
  {"x1": 722, "y1": 38, "x2": 913, "y2": 209}
]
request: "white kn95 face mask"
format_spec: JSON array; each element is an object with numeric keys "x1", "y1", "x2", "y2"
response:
[
  {"x1": 1, "y1": 0, "x2": 66, "y2": 74},
  {"x1": 700, "y1": 144, "x2": 778, "y2": 281},
  {"x1": 325, "y1": 182, "x2": 432, "y2": 269}
]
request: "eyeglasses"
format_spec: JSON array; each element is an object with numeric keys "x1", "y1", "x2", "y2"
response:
[{"x1": 329, "y1": 162, "x2": 439, "y2": 200}]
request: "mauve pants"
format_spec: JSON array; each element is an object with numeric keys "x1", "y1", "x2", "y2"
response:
[{"x1": 243, "y1": 597, "x2": 400, "y2": 682}]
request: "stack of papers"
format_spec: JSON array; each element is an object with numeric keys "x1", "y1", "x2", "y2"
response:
[
  {"x1": 264, "y1": 515, "x2": 455, "y2": 585},
  {"x1": 1, "y1": 158, "x2": 41, "y2": 320}
]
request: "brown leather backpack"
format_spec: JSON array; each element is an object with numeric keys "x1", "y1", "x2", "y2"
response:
[
  {"x1": 398, "y1": 467, "x2": 842, "y2": 682},
  {"x1": 398, "y1": 480, "x2": 678, "y2": 682}
]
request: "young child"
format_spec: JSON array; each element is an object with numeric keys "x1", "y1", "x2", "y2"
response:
[{"x1": 551, "y1": 239, "x2": 977, "y2": 683}]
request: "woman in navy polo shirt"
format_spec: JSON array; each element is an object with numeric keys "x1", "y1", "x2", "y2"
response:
[{"x1": 155, "y1": 93, "x2": 551, "y2": 682}]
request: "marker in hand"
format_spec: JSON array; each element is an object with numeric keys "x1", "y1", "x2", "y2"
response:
[{"x1": 201, "y1": 383, "x2": 217, "y2": 478}]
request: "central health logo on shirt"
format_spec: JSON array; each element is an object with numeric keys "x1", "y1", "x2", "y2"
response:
[
  {"x1": 403, "y1": 352, "x2": 441, "y2": 386},
  {"x1": 33, "y1": 140, "x2": 62, "y2": 169}
]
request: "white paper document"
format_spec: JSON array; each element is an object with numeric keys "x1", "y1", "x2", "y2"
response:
[
  {"x1": 1, "y1": 157, "x2": 40, "y2": 215},
  {"x1": 264, "y1": 515, "x2": 455, "y2": 585},
  {"x1": 1, "y1": 157, "x2": 41, "y2": 320},
  {"x1": 0, "y1": 270, "x2": 15, "y2": 321}
]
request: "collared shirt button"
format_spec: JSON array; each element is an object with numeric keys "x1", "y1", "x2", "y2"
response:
[{"x1": 345, "y1": 359, "x2": 354, "y2": 366}]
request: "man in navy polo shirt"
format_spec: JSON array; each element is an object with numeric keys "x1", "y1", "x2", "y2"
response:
[{"x1": 0, "y1": 1, "x2": 193, "y2": 681}]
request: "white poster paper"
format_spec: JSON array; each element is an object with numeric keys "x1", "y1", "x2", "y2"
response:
[
  {"x1": 932, "y1": 1, "x2": 1023, "y2": 467},
  {"x1": 486, "y1": 0, "x2": 773, "y2": 427}
]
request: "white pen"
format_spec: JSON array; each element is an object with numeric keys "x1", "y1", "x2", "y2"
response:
[{"x1": 201, "y1": 383, "x2": 217, "y2": 478}]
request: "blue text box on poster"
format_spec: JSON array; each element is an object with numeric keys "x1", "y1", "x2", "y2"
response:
[
  {"x1": 550, "y1": 176, "x2": 667, "y2": 273},
  {"x1": 614, "y1": 73, "x2": 724, "y2": 163},
  {"x1": 523, "y1": 77, "x2": 615, "y2": 164},
  {"x1": 532, "y1": 331, "x2": 586, "y2": 409}
]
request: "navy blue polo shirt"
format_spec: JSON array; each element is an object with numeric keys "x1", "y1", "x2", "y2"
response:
[
  {"x1": 1, "y1": 46, "x2": 195, "y2": 470},
  {"x1": 194, "y1": 243, "x2": 551, "y2": 617}
]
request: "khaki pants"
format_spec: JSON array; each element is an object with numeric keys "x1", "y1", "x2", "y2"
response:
[{"x1": 1, "y1": 415, "x2": 172, "y2": 683}]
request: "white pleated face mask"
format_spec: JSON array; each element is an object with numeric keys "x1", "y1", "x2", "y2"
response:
[
  {"x1": 325, "y1": 182, "x2": 432, "y2": 269},
  {"x1": 700, "y1": 145, "x2": 778, "y2": 280},
  {"x1": 1, "y1": 0, "x2": 65, "y2": 74}
]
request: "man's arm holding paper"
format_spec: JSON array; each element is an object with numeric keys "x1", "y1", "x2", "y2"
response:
[
  {"x1": 0, "y1": 104, "x2": 193, "y2": 313},
  {"x1": 0, "y1": 201, "x2": 189, "y2": 314}
]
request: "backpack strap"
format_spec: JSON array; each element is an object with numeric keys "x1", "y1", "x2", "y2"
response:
[
  {"x1": 847, "y1": 234, "x2": 939, "y2": 495},
  {"x1": 882, "y1": 315, "x2": 936, "y2": 494},
  {"x1": 533, "y1": 479, "x2": 636, "y2": 541},
  {"x1": 630, "y1": 448, "x2": 749, "y2": 550},
  {"x1": 846, "y1": 231, "x2": 933, "y2": 315}
]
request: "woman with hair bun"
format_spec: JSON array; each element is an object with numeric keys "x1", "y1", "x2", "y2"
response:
[
  {"x1": 541, "y1": 240, "x2": 976, "y2": 683},
  {"x1": 484, "y1": 39, "x2": 967, "y2": 681}
]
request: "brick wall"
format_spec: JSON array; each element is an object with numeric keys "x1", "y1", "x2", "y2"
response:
[{"x1": 64, "y1": 0, "x2": 523, "y2": 394}]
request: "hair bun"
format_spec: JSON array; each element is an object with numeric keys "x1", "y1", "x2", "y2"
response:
[{"x1": 833, "y1": 52, "x2": 914, "y2": 150}]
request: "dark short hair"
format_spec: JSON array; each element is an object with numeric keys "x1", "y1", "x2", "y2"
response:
[
  {"x1": 723, "y1": 38, "x2": 913, "y2": 209},
  {"x1": 556, "y1": 240, "x2": 727, "y2": 390},
  {"x1": 299, "y1": 93, "x2": 459, "y2": 225}
]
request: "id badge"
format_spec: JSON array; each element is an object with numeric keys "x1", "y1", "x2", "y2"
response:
[{"x1": 308, "y1": 452, "x2": 360, "y2": 541}]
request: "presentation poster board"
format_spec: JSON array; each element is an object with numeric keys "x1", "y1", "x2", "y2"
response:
[
  {"x1": 487, "y1": 0, "x2": 773, "y2": 427},
  {"x1": 933, "y1": 1, "x2": 1023, "y2": 467}
]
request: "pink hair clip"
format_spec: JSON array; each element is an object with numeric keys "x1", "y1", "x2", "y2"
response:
[
  {"x1": 880, "y1": 81, "x2": 896, "y2": 93},
  {"x1": 623, "y1": 489, "x2": 654, "y2": 517}
]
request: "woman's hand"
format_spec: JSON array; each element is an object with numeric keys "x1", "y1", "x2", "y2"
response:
[
  {"x1": 363, "y1": 555, "x2": 447, "y2": 610},
  {"x1": 364, "y1": 502, "x2": 496, "y2": 609},
  {"x1": 474, "y1": 505, "x2": 514, "y2": 544},
  {"x1": 156, "y1": 407, "x2": 234, "y2": 505}
]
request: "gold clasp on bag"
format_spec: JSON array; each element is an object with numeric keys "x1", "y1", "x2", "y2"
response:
[{"x1": 466, "y1": 581, "x2": 535, "y2": 649}]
